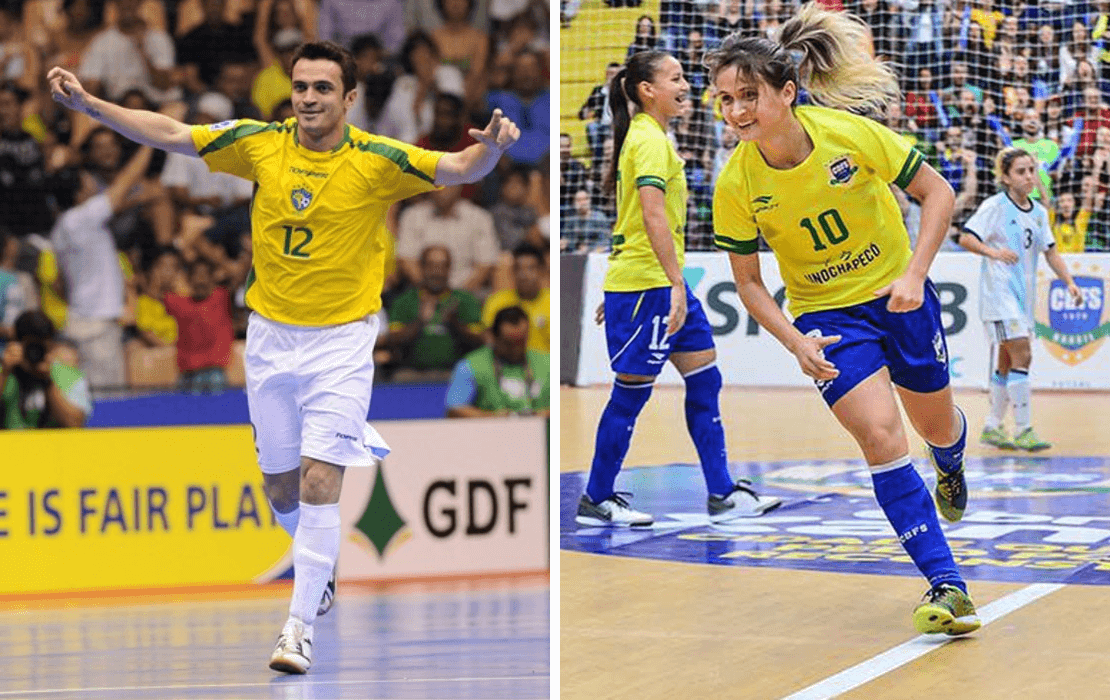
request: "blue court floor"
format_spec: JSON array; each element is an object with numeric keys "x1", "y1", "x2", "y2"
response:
[
  {"x1": 561, "y1": 456, "x2": 1110, "y2": 586},
  {"x1": 0, "y1": 582, "x2": 549, "y2": 699}
]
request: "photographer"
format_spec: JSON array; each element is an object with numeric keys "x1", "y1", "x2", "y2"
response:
[
  {"x1": 445, "y1": 306, "x2": 549, "y2": 418},
  {"x1": 1, "y1": 311, "x2": 91, "y2": 429}
]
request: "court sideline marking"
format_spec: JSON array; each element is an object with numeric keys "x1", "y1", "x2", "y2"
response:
[{"x1": 780, "y1": 583, "x2": 1065, "y2": 700}]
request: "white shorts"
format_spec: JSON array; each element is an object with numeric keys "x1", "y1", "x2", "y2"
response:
[
  {"x1": 246, "y1": 312, "x2": 390, "y2": 474},
  {"x1": 984, "y1": 318, "x2": 1032, "y2": 345}
]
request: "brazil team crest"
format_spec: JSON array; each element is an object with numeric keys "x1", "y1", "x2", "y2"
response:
[
  {"x1": 826, "y1": 155, "x2": 859, "y2": 186},
  {"x1": 1035, "y1": 270, "x2": 1108, "y2": 366},
  {"x1": 291, "y1": 188, "x2": 313, "y2": 211}
]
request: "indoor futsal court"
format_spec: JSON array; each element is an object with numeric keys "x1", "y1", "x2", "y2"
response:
[
  {"x1": 560, "y1": 386, "x2": 1110, "y2": 699},
  {"x1": 0, "y1": 577, "x2": 549, "y2": 699}
]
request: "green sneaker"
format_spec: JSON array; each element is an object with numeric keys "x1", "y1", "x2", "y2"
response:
[
  {"x1": 1013, "y1": 427, "x2": 1052, "y2": 452},
  {"x1": 913, "y1": 584, "x2": 981, "y2": 636},
  {"x1": 979, "y1": 426, "x2": 1014, "y2": 449}
]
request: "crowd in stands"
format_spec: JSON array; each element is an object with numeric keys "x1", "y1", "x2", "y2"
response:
[
  {"x1": 0, "y1": 0, "x2": 551, "y2": 409},
  {"x1": 560, "y1": 0, "x2": 1110, "y2": 255}
]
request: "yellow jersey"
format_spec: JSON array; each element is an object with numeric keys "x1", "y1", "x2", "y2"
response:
[
  {"x1": 481, "y1": 287, "x2": 550, "y2": 352},
  {"x1": 605, "y1": 112, "x2": 687, "y2": 292},
  {"x1": 714, "y1": 106, "x2": 923, "y2": 317},
  {"x1": 1049, "y1": 209, "x2": 1089, "y2": 253},
  {"x1": 192, "y1": 119, "x2": 442, "y2": 326}
]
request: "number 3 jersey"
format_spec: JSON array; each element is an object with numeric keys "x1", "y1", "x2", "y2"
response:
[
  {"x1": 962, "y1": 191, "x2": 1055, "y2": 323},
  {"x1": 191, "y1": 119, "x2": 442, "y2": 326},
  {"x1": 713, "y1": 105, "x2": 921, "y2": 317}
]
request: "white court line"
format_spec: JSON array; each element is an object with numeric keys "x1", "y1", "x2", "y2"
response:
[
  {"x1": 0, "y1": 675, "x2": 547, "y2": 697},
  {"x1": 780, "y1": 583, "x2": 1065, "y2": 700}
]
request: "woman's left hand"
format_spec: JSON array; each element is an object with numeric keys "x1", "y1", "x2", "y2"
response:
[{"x1": 873, "y1": 274, "x2": 925, "y2": 313}]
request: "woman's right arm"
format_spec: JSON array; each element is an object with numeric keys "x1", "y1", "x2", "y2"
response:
[
  {"x1": 727, "y1": 251, "x2": 840, "y2": 381},
  {"x1": 47, "y1": 67, "x2": 197, "y2": 156},
  {"x1": 639, "y1": 185, "x2": 687, "y2": 334}
]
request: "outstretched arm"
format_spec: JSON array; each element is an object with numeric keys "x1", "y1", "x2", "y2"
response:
[
  {"x1": 434, "y1": 109, "x2": 520, "y2": 186},
  {"x1": 47, "y1": 67, "x2": 197, "y2": 156}
]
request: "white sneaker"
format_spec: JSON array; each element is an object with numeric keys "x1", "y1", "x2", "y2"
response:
[
  {"x1": 708, "y1": 480, "x2": 782, "y2": 522},
  {"x1": 575, "y1": 493, "x2": 653, "y2": 527},
  {"x1": 269, "y1": 618, "x2": 313, "y2": 674}
]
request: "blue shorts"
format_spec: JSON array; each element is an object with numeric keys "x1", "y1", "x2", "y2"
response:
[
  {"x1": 604, "y1": 284, "x2": 715, "y2": 376},
  {"x1": 792, "y1": 279, "x2": 951, "y2": 407}
]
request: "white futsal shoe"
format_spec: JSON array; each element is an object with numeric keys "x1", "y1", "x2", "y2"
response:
[
  {"x1": 269, "y1": 618, "x2": 313, "y2": 674},
  {"x1": 575, "y1": 493, "x2": 653, "y2": 527},
  {"x1": 708, "y1": 480, "x2": 782, "y2": 522}
]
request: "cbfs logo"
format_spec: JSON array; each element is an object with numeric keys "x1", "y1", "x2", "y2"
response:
[
  {"x1": 291, "y1": 187, "x2": 313, "y2": 211},
  {"x1": 1035, "y1": 273, "x2": 1108, "y2": 366}
]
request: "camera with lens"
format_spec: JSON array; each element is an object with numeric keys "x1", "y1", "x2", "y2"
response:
[{"x1": 23, "y1": 340, "x2": 47, "y2": 366}]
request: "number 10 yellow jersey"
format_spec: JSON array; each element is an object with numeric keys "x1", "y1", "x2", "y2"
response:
[{"x1": 191, "y1": 118, "x2": 442, "y2": 326}]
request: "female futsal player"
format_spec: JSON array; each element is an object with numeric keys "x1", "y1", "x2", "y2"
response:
[
  {"x1": 710, "y1": 3, "x2": 980, "y2": 635},
  {"x1": 575, "y1": 49, "x2": 781, "y2": 528},
  {"x1": 956, "y1": 147, "x2": 1082, "y2": 451}
]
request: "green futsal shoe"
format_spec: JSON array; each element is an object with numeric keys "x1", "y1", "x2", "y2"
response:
[
  {"x1": 913, "y1": 584, "x2": 981, "y2": 636},
  {"x1": 1013, "y1": 427, "x2": 1052, "y2": 452},
  {"x1": 979, "y1": 426, "x2": 1014, "y2": 449}
]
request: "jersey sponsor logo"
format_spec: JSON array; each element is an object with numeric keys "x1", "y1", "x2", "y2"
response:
[
  {"x1": 291, "y1": 187, "x2": 313, "y2": 211},
  {"x1": 803, "y1": 243, "x2": 882, "y2": 284},
  {"x1": 751, "y1": 195, "x2": 778, "y2": 214},
  {"x1": 826, "y1": 155, "x2": 859, "y2": 186},
  {"x1": 209, "y1": 120, "x2": 237, "y2": 131},
  {"x1": 1035, "y1": 273, "x2": 1109, "y2": 366},
  {"x1": 335, "y1": 432, "x2": 358, "y2": 441},
  {"x1": 647, "y1": 352, "x2": 667, "y2": 365},
  {"x1": 290, "y1": 166, "x2": 328, "y2": 179}
]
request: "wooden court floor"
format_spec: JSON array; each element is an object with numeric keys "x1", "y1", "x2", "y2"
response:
[
  {"x1": 0, "y1": 578, "x2": 549, "y2": 699},
  {"x1": 560, "y1": 386, "x2": 1110, "y2": 700}
]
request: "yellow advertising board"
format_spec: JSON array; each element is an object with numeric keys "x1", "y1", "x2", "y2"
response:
[{"x1": 0, "y1": 426, "x2": 288, "y2": 594}]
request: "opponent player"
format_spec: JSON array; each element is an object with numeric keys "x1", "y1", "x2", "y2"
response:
[
  {"x1": 955, "y1": 148, "x2": 1082, "y2": 451},
  {"x1": 575, "y1": 49, "x2": 781, "y2": 529},
  {"x1": 47, "y1": 41, "x2": 519, "y2": 673},
  {"x1": 710, "y1": 4, "x2": 980, "y2": 635}
]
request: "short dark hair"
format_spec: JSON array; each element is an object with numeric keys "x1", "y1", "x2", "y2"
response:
[
  {"x1": 492, "y1": 306, "x2": 529, "y2": 337},
  {"x1": 512, "y1": 243, "x2": 544, "y2": 266},
  {"x1": 400, "y1": 31, "x2": 438, "y2": 74},
  {"x1": 350, "y1": 33, "x2": 383, "y2": 57},
  {"x1": 291, "y1": 41, "x2": 358, "y2": 95},
  {"x1": 0, "y1": 80, "x2": 29, "y2": 104},
  {"x1": 14, "y1": 311, "x2": 56, "y2": 342}
]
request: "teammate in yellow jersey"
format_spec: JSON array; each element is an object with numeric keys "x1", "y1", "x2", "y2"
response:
[
  {"x1": 47, "y1": 41, "x2": 519, "y2": 675},
  {"x1": 575, "y1": 50, "x2": 780, "y2": 530},
  {"x1": 710, "y1": 3, "x2": 980, "y2": 636}
]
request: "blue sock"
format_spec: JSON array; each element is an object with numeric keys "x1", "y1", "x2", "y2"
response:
[
  {"x1": 586, "y1": 379, "x2": 654, "y2": 504},
  {"x1": 683, "y1": 364, "x2": 733, "y2": 496},
  {"x1": 928, "y1": 406, "x2": 967, "y2": 474},
  {"x1": 872, "y1": 461, "x2": 965, "y2": 592}
]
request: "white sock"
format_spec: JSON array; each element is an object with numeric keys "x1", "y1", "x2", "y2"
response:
[
  {"x1": 272, "y1": 503, "x2": 300, "y2": 538},
  {"x1": 288, "y1": 502, "x2": 341, "y2": 625},
  {"x1": 987, "y1": 372, "x2": 1008, "y2": 430},
  {"x1": 1008, "y1": 369, "x2": 1031, "y2": 432}
]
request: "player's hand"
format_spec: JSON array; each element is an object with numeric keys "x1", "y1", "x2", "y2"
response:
[
  {"x1": 667, "y1": 281, "x2": 688, "y2": 336},
  {"x1": 1068, "y1": 281, "x2": 1083, "y2": 306},
  {"x1": 991, "y1": 247, "x2": 1019, "y2": 264},
  {"x1": 594, "y1": 301, "x2": 605, "y2": 326},
  {"x1": 873, "y1": 275, "x2": 924, "y2": 313},
  {"x1": 470, "y1": 109, "x2": 521, "y2": 153},
  {"x1": 792, "y1": 333, "x2": 841, "y2": 381},
  {"x1": 47, "y1": 67, "x2": 92, "y2": 113}
]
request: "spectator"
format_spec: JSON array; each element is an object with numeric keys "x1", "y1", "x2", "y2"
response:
[
  {"x1": 482, "y1": 243, "x2": 548, "y2": 352},
  {"x1": 490, "y1": 163, "x2": 542, "y2": 250},
  {"x1": 318, "y1": 0, "x2": 406, "y2": 54},
  {"x1": 1013, "y1": 107, "x2": 1060, "y2": 200},
  {"x1": 129, "y1": 246, "x2": 181, "y2": 350},
  {"x1": 415, "y1": 93, "x2": 480, "y2": 200},
  {"x1": 445, "y1": 305, "x2": 549, "y2": 418},
  {"x1": 377, "y1": 31, "x2": 465, "y2": 144},
  {"x1": 559, "y1": 132, "x2": 589, "y2": 218},
  {"x1": 215, "y1": 62, "x2": 263, "y2": 120},
  {"x1": 384, "y1": 245, "x2": 484, "y2": 378},
  {"x1": 486, "y1": 49, "x2": 549, "y2": 164},
  {"x1": 0, "y1": 4, "x2": 39, "y2": 92},
  {"x1": 1069, "y1": 85, "x2": 1110, "y2": 158},
  {"x1": 626, "y1": 15, "x2": 659, "y2": 60},
  {"x1": 561, "y1": 188, "x2": 611, "y2": 252},
  {"x1": 1051, "y1": 183, "x2": 1094, "y2": 253},
  {"x1": 177, "y1": 0, "x2": 256, "y2": 94},
  {"x1": 163, "y1": 257, "x2": 234, "y2": 393},
  {"x1": 252, "y1": 27, "x2": 302, "y2": 119},
  {"x1": 0, "y1": 228, "x2": 32, "y2": 342},
  {"x1": 1, "y1": 310, "x2": 91, "y2": 428},
  {"x1": 52, "y1": 144, "x2": 156, "y2": 390},
  {"x1": 348, "y1": 33, "x2": 395, "y2": 130},
  {"x1": 254, "y1": 0, "x2": 316, "y2": 73},
  {"x1": 577, "y1": 62, "x2": 620, "y2": 169},
  {"x1": 396, "y1": 184, "x2": 499, "y2": 293},
  {"x1": 431, "y1": 0, "x2": 490, "y2": 110},
  {"x1": 79, "y1": 0, "x2": 176, "y2": 102},
  {"x1": 0, "y1": 81, "x2": 56, "y2": 272},
  {"x1": 905, "y1": 67, "x2": 939, "y2": 135}
]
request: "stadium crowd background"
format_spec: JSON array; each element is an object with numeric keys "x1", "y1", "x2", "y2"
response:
[
  {"x1": 0, "y1": 0, "x2": 551, "y2": 401},
  {"x1": 560, "y1": 0, "x2": 1110, "y2": 256}
]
